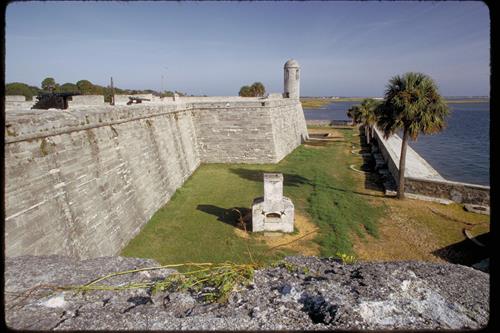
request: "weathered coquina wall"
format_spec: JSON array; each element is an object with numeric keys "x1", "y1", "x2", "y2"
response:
[
  {"x1": 5, "y1": 104, "x2": 201, "y2": 258},
  {"x1": 5, "y1": 95, "x2": 37, "y2": 111},
  {"x1": 269, "y1": 101, "x2": 308, "y2": 161},
  {"x1": 193, "y1": 99, "x2": 307, "y2": 163},
  {"x1": 4, "y1": 98, "x2": 308, "y2": 258}
]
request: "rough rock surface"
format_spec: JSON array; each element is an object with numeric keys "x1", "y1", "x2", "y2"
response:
[{"x1": 5, "y1": 255, "x2": 489, "y2": 330}]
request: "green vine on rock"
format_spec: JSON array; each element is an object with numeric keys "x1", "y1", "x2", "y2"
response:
[
  {"x1": 62, "y1": 207, "x2": 321, "y2": 303},
  {"x1": 64, "y1": 262, "x2": 257, "y2": 303}
]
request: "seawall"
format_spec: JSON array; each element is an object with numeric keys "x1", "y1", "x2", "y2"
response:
[
  {"x1": 4, "y1": 97, "x2": 308, "y2": 258},
  {"x1": 372, "y1": 126, "x2": 490, "y2": 206},
  {"x1": 303, "y1": 120, "x2": 490, "y2": 206}
]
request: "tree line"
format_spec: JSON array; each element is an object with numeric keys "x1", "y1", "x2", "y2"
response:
[
  {"x1": 5, "y1": 77, "x2": 187, "y2": 102},
  {"x1": 238, "y1": 82, "x2": 266, "y2": 97},
  {"x1": 347, "y1": 72, "x2": 449, "y2": 200}
]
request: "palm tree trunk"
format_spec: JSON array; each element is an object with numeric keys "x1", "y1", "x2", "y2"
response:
[
  {"x1": 365, "y1": 126, "x2": 370, "y2": 144},
  {"x1": 397, "y1": 128, "x2": 409, "y2": 199}
]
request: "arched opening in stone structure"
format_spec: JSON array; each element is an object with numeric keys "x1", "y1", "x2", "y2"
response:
[{"x1": 265, "y1": 212, "x2": 282, "y2": 223}]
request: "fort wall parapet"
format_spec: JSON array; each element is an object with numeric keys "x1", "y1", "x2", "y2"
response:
[
  {"x1": 67, "y1": 95, "x2": 105, "y2": 107},
  {"x1": 6, "y1": 95, "x2": 28, "y2": 102},
  {"x1": 5, "y1": 95, "x2": 37, "y2": 111}
]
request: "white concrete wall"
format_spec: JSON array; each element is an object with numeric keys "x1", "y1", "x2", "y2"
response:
[{"x1": 373, "y1": 126, "x2": 444, "y2": 181}]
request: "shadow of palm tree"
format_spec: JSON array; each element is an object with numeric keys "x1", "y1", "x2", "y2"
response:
[
  {"x1": 431, "y1": 232, "x2": 489, "y2": 266},
  {"x1": 319, "y1": 184, "x2": 387, "y2": 198},
  {"x1": 196, "y1": 204, "x2": 251, "y2": 230},
  {"x1": 356, "y1": 131, "x2": 386, "y2": 193}
]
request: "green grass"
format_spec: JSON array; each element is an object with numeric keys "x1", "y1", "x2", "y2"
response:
[{"x1": 121, "y1": 128, "x2": 384, "y2": 265}]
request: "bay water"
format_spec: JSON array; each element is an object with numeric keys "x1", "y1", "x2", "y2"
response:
[{"x1": 304, "y1": 101, "x2": 490, "y2": 186}]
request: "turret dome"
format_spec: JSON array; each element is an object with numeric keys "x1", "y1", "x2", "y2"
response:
[{"x1": 284, "y1": 59, "x2": 300, "y2": 68}]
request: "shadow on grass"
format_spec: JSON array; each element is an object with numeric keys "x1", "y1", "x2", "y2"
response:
[
  {"x1": 320, "y1": 184, "x2": 386, "y2": 199},
  {"x1": 357, "y1": 131, "x2": 387, "y2": 193},
  {"x1": 230, "y1": 167, "x2": 385, "y2": 199},
  {"x1": 431, "y1": 232, "x2": 490, "y2": 266},
  {"x1": 229, "y1": 168, "x2": 311, "y2": 187},
  {"x1": 197, "y1": 204, "x2": 251, "y2": 231}
]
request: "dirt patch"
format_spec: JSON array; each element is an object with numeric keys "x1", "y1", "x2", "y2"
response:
[
  {"x1": 304, "y1": 141, "x2": 336, "y2": 148},
  {"x1": 352, "y1": 202, "x2": 444, "y2": 262},
  {"x1": 352, "y1": 196, "x2": 490, "y2": 263},
  {"x1": 234, "y1": 213, "x2": 320, "y2": 256}
]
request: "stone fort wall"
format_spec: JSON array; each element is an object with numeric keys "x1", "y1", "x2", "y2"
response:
[{"x1": 4, "y1": 97, "x2": 308, "y2": 259}]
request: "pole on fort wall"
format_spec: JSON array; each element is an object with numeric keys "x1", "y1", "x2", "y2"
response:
[{"x1": 110, "y1": 77, "x2": 115, "y2": 106}]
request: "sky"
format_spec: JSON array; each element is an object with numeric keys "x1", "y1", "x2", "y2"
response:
[{"x1": 5, "y1": 1, "x2": 490, "y2": 97}]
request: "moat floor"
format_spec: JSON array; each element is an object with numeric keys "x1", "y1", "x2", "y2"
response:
[{"x1": 121, "y1": 126, "x2": 489, "y2": 266}]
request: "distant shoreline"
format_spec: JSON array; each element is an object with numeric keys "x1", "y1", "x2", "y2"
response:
[
  {"x1": 445, "y1": 99, "x2": 490, "y2": 104},
  {"x1": 301, "y1": 97, "x2": 489, "y2": 109}
]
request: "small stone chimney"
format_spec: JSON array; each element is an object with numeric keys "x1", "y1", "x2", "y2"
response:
[{"x1": 252, "y1": 173, "x2": 294, "y2": 233}]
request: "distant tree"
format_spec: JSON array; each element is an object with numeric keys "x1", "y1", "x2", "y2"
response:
[
  {"x1": 347, "y1": 99, "x2": 380, "y2": 144},
  {"x1": 346, "y1": 105, "x2": 358, "y2": 121},
  {"x1": 239, "y1": 82, "x2": 266, "y2": 97},
  {"x1": 91, "y1": 84, "x2": 106, "y2": 95},
  {"x1": 59, "y1": 83, "x2": 79, "y2": 94},
  {"x1": 250, "y1": 82, "x2": 266, "y2": 97},
  {"x1": 5, "y1": 82, "x2": 35, "y2": 100},
  {"x1": 114, "y1": 87, "x2": 126, "y2": 94},
  {"x1": 239, "y1": 85, "x2": 252, "y2": 97},
  {"x1": 376, "y1": 72, "x2": 449, "y2": 199},
  {"x1": 76, "y1": 80, "x2": 94, "y2": 95},
  {"x1": 29, "y1": 85, "x2": 42, "y2": 97},
  {"x1": 41, "y1": 77, "x2": 58, "y2": 92}
]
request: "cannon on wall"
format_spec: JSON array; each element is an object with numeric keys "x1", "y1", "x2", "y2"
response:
[{"x1": 32, "y1": 92, "x2": 81, "y2": 110}]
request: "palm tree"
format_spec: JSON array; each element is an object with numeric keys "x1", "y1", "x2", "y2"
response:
[
  {"x1": 346, "y1": 104, "x2": 360, "y2": 122},
  {"x1": 347, "y1": 104, "x2": 360, "y2": 122},
  {"x1": 347, "y1": 98, "x2": 380, "y2": 144},
  {"x1": 376, "y1": 72, "x2": 449, "y2": 199}
]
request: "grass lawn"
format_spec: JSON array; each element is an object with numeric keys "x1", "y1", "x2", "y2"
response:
[
  {"x1": 122, "y1": 126, "x2": 490, "y2": 267},
  {"x1": 121, "y1": 127, "x2": 383, "y2": 266},
  {"x1": 347, "y1": 130, "x2": 490, "y2": 265}
]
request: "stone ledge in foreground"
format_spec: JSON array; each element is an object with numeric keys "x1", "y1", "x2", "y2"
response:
[{"x1": 5, "y1": 255, "x2": 489, "y2": 330}]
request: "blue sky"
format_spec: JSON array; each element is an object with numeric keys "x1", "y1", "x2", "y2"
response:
[{"x1": 5, "y1": 1, "x2": 490, "y2": 96}]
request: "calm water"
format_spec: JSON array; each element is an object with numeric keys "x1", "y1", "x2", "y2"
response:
[{"x1": 304, "y1": 101, "x2": 490, "y2": 186}]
